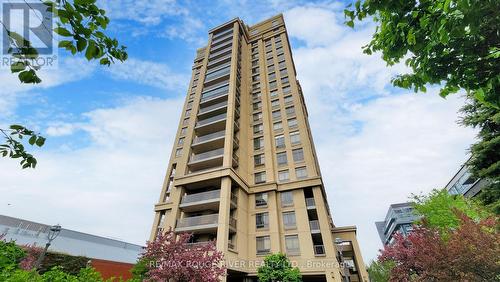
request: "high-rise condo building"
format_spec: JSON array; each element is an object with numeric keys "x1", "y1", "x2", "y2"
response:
[
  {"x1": 150, "y1": 14, "x2": 368, "y2": 282},
  {"x1": 375, "y1": 203, "x2": 420, "y2": 245}
]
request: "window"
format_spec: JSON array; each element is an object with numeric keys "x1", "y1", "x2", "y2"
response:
[
  {"x1": 281, "y1": 191, "x2": 293, "y2": 206},
  {"x1": 183, "y1": 118, "x2": 189, "y2": 126},
  {"x1": 273, "y1": 122, "x2": 283, "y2": 131},
  {"x1": 254, "y1": 154, "x2": 265, "y2": 166},
  {"x1": 278, "y1": 170, "x2": 290, "y2": 181},
  {"x1": 284, "y1": 95, "x2": 293, "y2": 104},
  {"x1": 277, "y1": 152, "x2": 287, "y2": 165},
  {"x1": 272, "y1": 19, "x2": 279, "y2": 27},
  {"x1": 180, "y1": 127, "x2": 187, "y2": 135},
  {"x1": 252, "y1": 75, "x2": 260, "y2": 82},
  {"x1": 279, "y1": 61, "x2": 286, "y2": 69},
  {"x1": 277, "y1": 53, "x2": 285, "y2": 62},
  {"x1": 254, "y1": 124, "x2": 263, "y2": 134},
  {"x1": 288, "y1": 118, "x2": 298, "y2": 128},
  {"x1": 285, "y1": 235, "x2": 300, "y2": 255},
  {"x1": 268, "y1": 72, "x2": 276, "y2": 81},
  {"x1": 255, "y1": 172, "x2": 266, "y2": 184},
  {"x1": 286, "y1": 106, "x2": 295, "y2": 117},
  {"x1": 256, "y1": 212, "x2": 269, "y2": 229},
  {"x1": 281, "y1": 76, "x2": 289, "y2": 85},
  {"x1": 283, "y1": 212, "x2": 296, "y2": 229},
  {"x1": 270, "y1": 90, "x2": 278, "y2": 98},
  {"x1": 256, "y1": 236, "x2": 271, "y2": 255},
  {"x1": 252, "y1": 47, "x2": 258, "y2": 53},
  {"x1": 280, "y1": 69, "x2": 288, "y2": 77},
  {"x1": 253, "y1": 92, "x2": 262, "y2": 100},
  {"x1": 177, "y1": 137, "x2": 184, "y2": 146},
  {"x1": 292, "y1": 148, "x2": 304, "y2": 162},
  {"x1": 175, "y1": 148, "x2": 182, "y2": 157},
  {"x1": 253, "y1": 112, "x2": 263, "y2": 121},
  {"x1": 275, "y1": 135, "x2": 285, "y2": 148},
  {"x1": 268, "y1": 65, "x2": 275, "y2": 72},
  {"x1": 255, "y1": 192, "x2": 268, "y2": 206},
  {"x1": 295, "y1": 167, "x2": 307, "y2": 179},
  {"x1": 254, "y1": 137, "x2": 264, "y2": 150},
  {"x1": 290, "y1": 131, "x2": 300, "y2": 145},
  {"x1": 271, "y1": 99, "x2": 280, "y2": 108},
  {"x1": 252, "y1": 54, "x2": 259, "y2": 60},
  {"x1": 185, "y1": 109, "x2": 191, "y2": 117},
  {"x1": 276, "y1": 46, "x2": 283, "y2": 55},
  {"x1": 186, "y1": 101, "x2": 193, "y2": 109},
  {"x1": 269, "y1": 80, "x2": 277, "y2": 89},
  {"x1": 272, "y1": 110, "x2": 281, "y2": 119},
  {"x1": 267, "y1": 58, "x2": 273, "y2": 66},
  {"x1": 253, "y1": 101, "x2": 262, "y2": 111},
  {"x1": 283, "y1": 85, "x2": 291, "y2": 94}
]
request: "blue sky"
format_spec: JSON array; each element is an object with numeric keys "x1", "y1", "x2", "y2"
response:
[{"x1": 0, "y1": 0, "x2": 476, "y2": 262}]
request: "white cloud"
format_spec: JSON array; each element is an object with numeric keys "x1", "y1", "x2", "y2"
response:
[
  {"x1": 0, "y1": 96, "x2": 184, "y2": 244},
  {"x1": 162, "y1": 17, "x2": 205, "y2": 45},
  {"x1": 105, "y1": 58, "x2": 189, "y2": 90}
]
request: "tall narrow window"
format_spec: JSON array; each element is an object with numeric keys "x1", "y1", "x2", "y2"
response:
[
  {"x1": 255, "y1": 192, "x2": 268, "y2": 206},
  {"x1": 295, "y1": 167, "x2": 307, "y2": 179},
  {"x1": 256, "y1": 236, "x2": 271, "y2": 255},
  {"x1": 281, "y1": 191, "x2": 293, "y2": 206},
  {"x1": 278, "y1": 170, "x2": 290, "y2": 182},
  {"x1": 292, "y1": 148, "x2": 304, "y2": 162},
  {"x1": 290, "y1": 131, "x2": 300, "y2": 145},
  {"x1": 275, "y1": 135, "x2": 285, "y2": 148},
  {"x1": 283, "y1": 212, "x2": 296, "y2": 229},
  {"x1": 277, "y1": 152, "x2": 287, "y2": 165},
  {"x1": 255, "y1": 172, "x2": 266, "y2": 184},
  {"x1": 285, "y1": 235, "x2": 300, "y2": 255},
  {"x1": 256, "y1": 212, "x2": 269, "y2": 229}
]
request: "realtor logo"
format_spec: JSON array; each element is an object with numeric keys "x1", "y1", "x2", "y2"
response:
[{"x1": 2, "y1": 2, "x2": 53, "y2": 55}]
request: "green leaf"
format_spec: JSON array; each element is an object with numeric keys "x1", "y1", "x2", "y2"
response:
[
  {"x1": 54, "y1": 27, "x2": 72, "y2": 37},
  {"x1": 58, "y1": 40, "x2": 73, "y2": 48},
  {"x1": 85, "y1": 40, "x2": 96, "y2": 60},
  {"x1": 76, "y1": 38, "x2": 87, "y2": 52},
  {"x1": 28, "y1": 135, "x2": 37, "y2": 145},
  {"x1": 11, "y1": 61, "x2": 26, "y2": 73},
  {"x1": 35, "y1": 137, "x2": 46, "y2": 147},
  {"x1": 407, "y1": 29, "x2": 416, "y2": 45}
]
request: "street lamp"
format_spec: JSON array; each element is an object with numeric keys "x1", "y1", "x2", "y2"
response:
[
  {"x1": 335, "y1": 238, "x2": 349, "y2": 282},
  {"x1": 34, "y1": 224, "x2": 62, "y2": 270}
]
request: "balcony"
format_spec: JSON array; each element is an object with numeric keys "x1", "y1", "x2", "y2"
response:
[
  {"x1": 195, "y1": 113, "x2": 226, "y2": 136},
  {"x1": 192, "y1": 130, "x2": 225, "y2": 153},
  {"x1": 188, "y1": 148, "x2": 224, "y2": 171},
  {"x1": 313, "y1": 245, "x2": 326, "y2": 256},
  {"x1": 180, "y1": 190, "x2": 221, "y2": 212},
  {"x1": 198, "y1": 100, "x2": 228, "y2": 117},
  {"x1": 200, "y1": 85, "x2": 229, "y2": 104},
  {"x1": 309, "y1": 220, "x2": 320, "y2": 233},
  {"x1": 176, "y1": 214, "x2": 219, "y2": 233},
  {"x1": 305, "y1": 198, "x2": 316, "y2": 209},
  {"x1": 175, "y1": 214, "x2": 237, "y2": 233},
  {"x1": 204, "y1": 65, "x2": 230, "y2": 85}
]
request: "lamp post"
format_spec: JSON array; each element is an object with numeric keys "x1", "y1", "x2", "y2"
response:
[
  {"x1": 335, "y1": 238, "x2": 349, "y2": 282},
  {"x1": 34, "y1": 224, "x2": 61, "y2": 270}
]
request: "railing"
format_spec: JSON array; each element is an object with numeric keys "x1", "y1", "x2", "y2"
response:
[
  {"x1": 199, "y1": 100, "x2": 228, "y2": 114},
  {"x1": 209, "y1": 45, "x2": 232, "y2": 59},
  {"x1": 176, "y1": 214, "x2": 218, "y2": 228},
  {"x1": 228, "y1": 242, "x2": 235, "y2": 250},
  {"x1": 193, "y1": 130, "x2": 225, "y2": 144},
  {"x1": 187, "y1": 241, "x2": 214, "y2": 248},
  {"x1": 230, "y1": 193, "x2": 238, "y2": 204},
  {"x1": 201, "y1": 87, "x2": 229, "y2": 102},
  {"x1": 189, "y1": 148, "x2": 224, "y2": 162},
  {"x1": 305, "y1": 198, "x2": 315, "y2": 207},
  {"x1": 196, "y1": 113, "x2": 227, "y2": 127},
  {"x1": 181, "y1": 190, "x2": 220, "y2": 204},
  {"x1": 212, "y1": 28, "x2": 233, "y2": 41},
  {"x1": 309, "y1": 220, "x2": 320, "y2": 231},
  {"x1": 205, "y1": 66, "x2": 230, "y2": 82},
  {"x1": 314, "y1": 245, "x2": 325, "y2": 255}
]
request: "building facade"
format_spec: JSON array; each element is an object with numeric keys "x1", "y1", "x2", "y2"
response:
[
  {"x1": 150, "y1": 15, "x2": 368, "y2": 282},
  {"x1": 375, "y1": 203, "x2": 420, "y2": 245},
  {"x1": 446, "y1": 157, "x2": 487, "y2": 198}
]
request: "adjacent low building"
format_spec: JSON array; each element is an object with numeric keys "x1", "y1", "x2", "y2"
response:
[
  {"x1": 375, "y1": 203, "x2": 420, "y2": 245},
  {"x1": 0, "y1": 214, "x2": 143, "y2": 279}
]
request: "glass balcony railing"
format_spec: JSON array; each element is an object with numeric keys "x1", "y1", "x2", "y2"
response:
[
  {"x1": 182, "y1": 190, "x2": 220, "y2": 204},
  {"x1": 189, "y1": 148, "x2": 224, "y2": 162},
  {"x1": 314, "y1": 245, "x2": 325, "y2": 256},
  {"x1": 212, "y1": 28, "x2": 233, "y2": 41},
  {"x1": 209, "y1": 46, "x2": 232, "y2": 59},
  {"x1": 196, "y1": 113, "x2": 226, "y2": 127},
  {"x1": 199, "y1": 100, "x2": 228, "y2": 114},
  {"x1": 193, "y1": 130, "x2": 225, "y2": 144},
  {"x1": 305, "y1": 198, "x2": 316, "y2": 208},
  {"x1": 201, "y1": 85, "x2": 229, "y2": 102},
  {"x1": 309, "y1": 220, "x2": 320, "y2": 231},
  {"x1": 176, "y1": 214, "x2": 218, "y2": 229},
  {"x1": 205, "y1": 66, "x2": 230, "y2": 82}
]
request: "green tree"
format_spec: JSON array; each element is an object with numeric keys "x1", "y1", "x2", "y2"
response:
[
  {"x1": 257, "y1": 253, "x2": 302, "y2": 282},
  {"x1": 344, "y1": 0, "x2": 499, "y2": 107},
  {"x1": 411, "y1": 189, "x2": 489, "y2": 235},
  {"x1": 0, "y1": 0, "x2": 127, "y2": 169},
  {"x1": 367, "y1": 260, "x2": 394, "y2": 282},
  {"x1": 460, "y1": 96, "x2": 500, "y2": 214}
]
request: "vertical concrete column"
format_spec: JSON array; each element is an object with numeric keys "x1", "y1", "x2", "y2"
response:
[
  {"x1": 217, "y1": 177, "x2": 232, "y2": 252},
  {"x1": 269, "y1": 190, "x2": 282, "y2": 253},
  {"x1": 312, "y1": 187, "x2": 336, "y2": 256},
  {"x1": 166, "y1": 186, "x2": 185, "y2": 230},
  {"x1": 148, "y1": 212, "x2": 161, "y2": 241}
]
